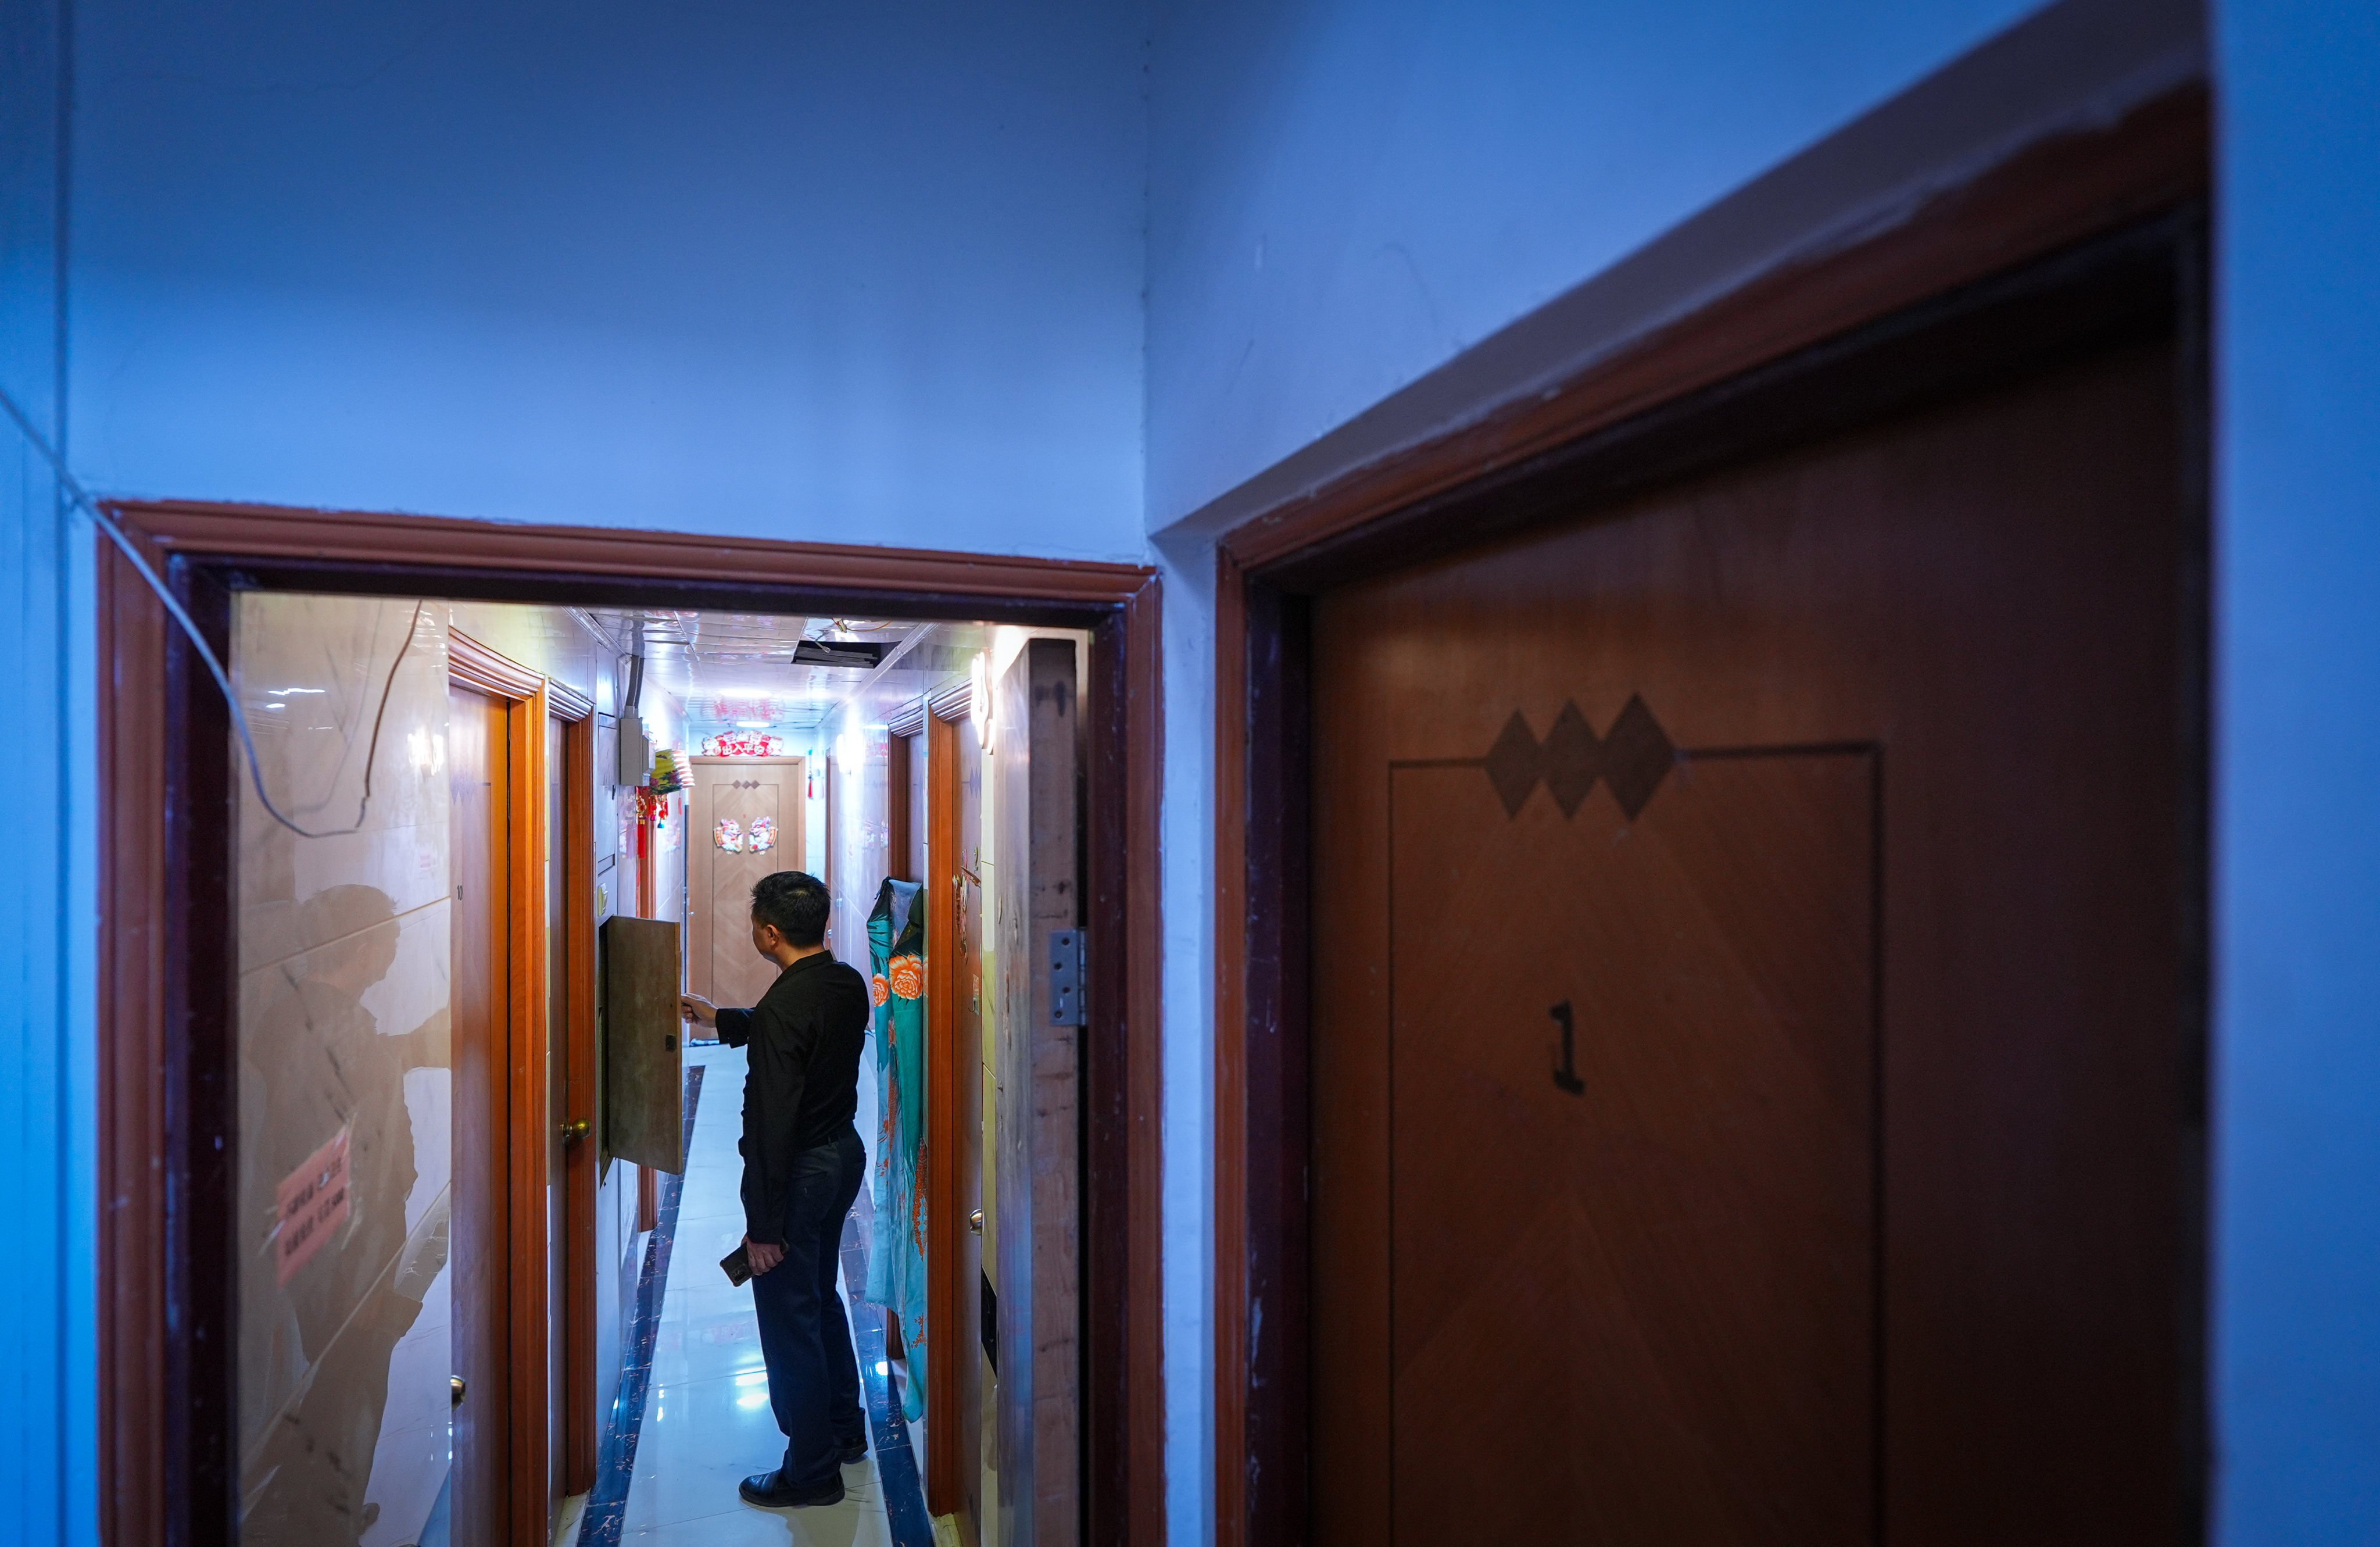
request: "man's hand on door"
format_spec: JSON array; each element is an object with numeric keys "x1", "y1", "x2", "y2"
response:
[{"x1": 679, "y1": 994, "x2": 718, "y2": 1026}]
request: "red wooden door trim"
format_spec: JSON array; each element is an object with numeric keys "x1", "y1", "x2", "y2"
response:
[
  {"x1": 924, "y1": 712, "x2": 964, "y2": 1513},
  {"x1": 95, "y1": 533, "x2": 175, "y2": 1547},
  {"x1": 886, "y1": 731, "x2": 916, "y2": 884}
]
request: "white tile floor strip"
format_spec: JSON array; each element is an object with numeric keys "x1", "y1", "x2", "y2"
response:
[{"x1": 619, "y1": 1043, "x2": 897, "y2": 1545}]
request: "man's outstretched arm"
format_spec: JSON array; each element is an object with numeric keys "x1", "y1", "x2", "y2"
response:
[{"x1": 681, "y1": 993, "x2": 754, "y2": 1048}]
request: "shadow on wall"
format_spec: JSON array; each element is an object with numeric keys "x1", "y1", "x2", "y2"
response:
[
  {"x1": 234, "y1": 593, "x2": 456, "y2": 1547},
  {"x1": 241, "y1": 884, "x2": 452, "y2": 1543}
]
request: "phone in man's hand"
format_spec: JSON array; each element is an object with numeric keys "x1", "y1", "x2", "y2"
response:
[{"x1": 721, "y1": 1244, "x2": 753, "y2": 1287}]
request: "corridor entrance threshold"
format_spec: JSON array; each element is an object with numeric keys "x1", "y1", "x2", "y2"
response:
[{"x1": 576, "y1": 1042, "x2": 934, "y2": 1546}]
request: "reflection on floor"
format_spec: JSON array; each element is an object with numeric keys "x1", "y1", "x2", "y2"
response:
[{"x1": 586, "y1": 1042, "x2": 932, "y2": 1545}]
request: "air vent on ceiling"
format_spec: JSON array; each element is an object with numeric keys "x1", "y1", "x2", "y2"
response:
[{"x1": 791, "y1": 639, "x2": 889, "y2": 669}]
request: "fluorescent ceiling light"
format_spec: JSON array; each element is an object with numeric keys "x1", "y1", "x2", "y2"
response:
[{"x1": 735, "y1": 720, "x2": 770, "y2": 729}]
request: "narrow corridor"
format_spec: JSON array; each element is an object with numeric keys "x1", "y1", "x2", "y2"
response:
[{"x1": 585, "y1": 1042, "x2": 933, "y2": 1546}]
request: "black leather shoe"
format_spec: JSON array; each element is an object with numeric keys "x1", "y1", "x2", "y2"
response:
[
  {"x1": 740, "y1": 1469, "x2": 846, "y2": 1509},
  {"x1": 839, "y1": 1435, "x2": 870, "y2": 1465}
]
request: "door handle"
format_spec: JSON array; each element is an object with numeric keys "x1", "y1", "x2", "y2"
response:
[
  {"x1": 968, "y1": 1209, "x2": 984, "y2": 1236},
  {"x1": 451, "y1": 1375, "x2": 466, "y2": 1407},
  {"x1": 560, "y1": 1119, "x2": 591, "y2": 1143}
]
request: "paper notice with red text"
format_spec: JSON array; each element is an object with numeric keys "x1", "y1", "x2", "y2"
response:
[{"x1": 274, "y1": 1127, "x2": 351, "y2": 1286}]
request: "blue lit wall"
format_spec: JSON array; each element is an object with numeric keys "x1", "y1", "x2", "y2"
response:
[
  {"x1": 0, "y1": 2, "x2": 95, "y2": 1542},
  {"x1": 15, "y1": 4, "x2": 1153, "y2": 1541},
  {"x1": 67, "y1": 0, "x2": 1150, "y2": 559},
  {"x1": 5, "y1": 0, "x2": 2377, "y2": 1541},
  {"x1": 1144, "y1": 0, "x2": 2042, "y2": 526},
  {"x1": 2212, "y1": 0, "x2": 2380, "y2": 1538},
  {"x1": 1146, "y1": 1, "x2": 2380, "y2": 1540},
  {"x1": 1144, "y1": 3, "x2": 2091, "y2": 1539}
]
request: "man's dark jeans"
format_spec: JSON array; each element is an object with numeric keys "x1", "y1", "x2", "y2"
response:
[{"x1": 751, "y1": 1123, "x2": 867, "y2": 1486}]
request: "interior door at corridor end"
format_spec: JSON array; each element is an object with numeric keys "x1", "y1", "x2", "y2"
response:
[
  {"x1": 1309, "y1": 338, "x2": 2196, "y2": 1544},
  {"x1": 690, "y1": 756, "x2": 806, "y2": 1011}
]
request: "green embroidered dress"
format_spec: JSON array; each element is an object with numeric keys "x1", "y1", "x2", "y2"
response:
[{"x1": 865, "y1": 877, "x2": 930, "y2": 1420}]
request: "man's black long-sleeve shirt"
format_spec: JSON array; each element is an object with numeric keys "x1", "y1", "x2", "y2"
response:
[{"x1": 714, "y1": 951, "x2": 870, "y2": 1246}]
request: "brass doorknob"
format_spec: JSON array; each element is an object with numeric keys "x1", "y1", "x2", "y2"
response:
[
  {"x1": 451, "y1": 1375, "x2": 466, "y2": 1407},
  {"x1": 968, "y1": 1209, "x2": 984, "y2": 1235},
  {"x1": 560, "y1": 1119, "x2": 591, "y2": 1142}
]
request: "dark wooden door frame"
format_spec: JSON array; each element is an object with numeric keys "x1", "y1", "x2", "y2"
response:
[
  {"x1": 1211, "y1": 85, "x2": 2210, "y2": 1547},
  {"x1": 95, "y1": 510, "x2": 1165, "y2": 1546}
]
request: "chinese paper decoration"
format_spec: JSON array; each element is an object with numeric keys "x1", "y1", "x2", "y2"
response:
[
  {"x1": 866, "y1": 877, "x2": 930, "y2": 1421},
  {"x1": 747, "y1": 816, "x2": 776, "y2": 853},
  {"x1": 714, "y1": 818, "x2": 743, "y2": 853},
  {"x1": 700, "y1": 731, "x2": 788, "y2": 758},
  {"x1": 635, "y1": 785, "x2": 673, "y2": 831},
  {"x1": 649, "y1": 747, "x2": 691, "y2": 794}
]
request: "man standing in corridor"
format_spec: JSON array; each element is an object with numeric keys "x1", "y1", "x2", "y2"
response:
[{"x1": 681, "y1": 869, "x2": 874, "y2": 1510}]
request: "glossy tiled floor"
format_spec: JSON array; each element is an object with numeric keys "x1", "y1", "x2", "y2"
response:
[{"x1": 616, "y1": 1042, "x2": 907, "y2": 1545}]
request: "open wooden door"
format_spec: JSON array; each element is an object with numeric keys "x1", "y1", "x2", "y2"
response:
[
  {"x1": 448, "y1": 630, "x2": 554, "y2": 1547},
  {"x1": 450, "y1": 683, "x2": 512, "y2": 1547},
  {"x1": 544, "y1": 716, "x2": 570, "y2": 1519},
  {"x1": 549, "y1": 695, "x2": 599, "y2": 1499},
  {"x1": 992, "y1": 638, "x2": 1082, "y2": 1547}
]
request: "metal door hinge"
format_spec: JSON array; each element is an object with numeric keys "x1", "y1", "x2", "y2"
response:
[{"x1": 1048, "y1": 928, "x2": 1086, "y2": 1026}]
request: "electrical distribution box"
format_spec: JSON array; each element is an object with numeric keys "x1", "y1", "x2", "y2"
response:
[
  {"x1": 617, "y1": 714, "x2": 652, "y2": 788},
  {"x1": 603, "y1": 914, "x2": 685, "y2": 1174}
]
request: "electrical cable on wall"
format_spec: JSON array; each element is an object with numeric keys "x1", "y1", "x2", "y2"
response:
[{"x1": 1, "y1": 384, "x2": 424, "y2": 839}]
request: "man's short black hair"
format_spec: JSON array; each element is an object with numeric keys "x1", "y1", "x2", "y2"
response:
[{"x1": 751, "y1": 870, "x2": 830, "y2": 948}]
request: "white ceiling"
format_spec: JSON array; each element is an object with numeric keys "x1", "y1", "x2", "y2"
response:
[{"x1": 570, "y1": 608, "x2": 981, "y2": 732}]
